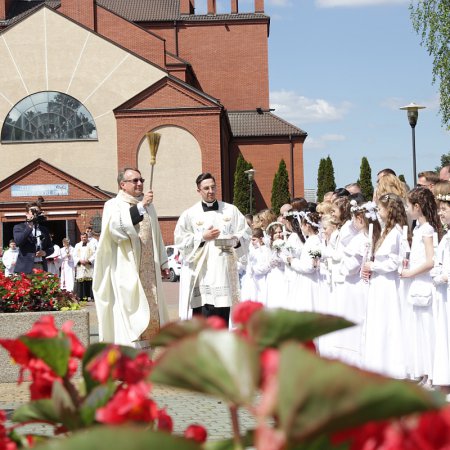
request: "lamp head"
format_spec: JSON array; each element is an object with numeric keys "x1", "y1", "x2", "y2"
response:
[
  {"x1": 400, "y1": 103, "x2": 426, "y2": 128},
  {"x1": 244, "y1": 169, "x2": 256, "y2": 182}
]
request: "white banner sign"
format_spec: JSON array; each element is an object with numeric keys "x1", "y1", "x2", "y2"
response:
[{"x1": 11, "y1": 184, "x2": 69, "y2": 197}]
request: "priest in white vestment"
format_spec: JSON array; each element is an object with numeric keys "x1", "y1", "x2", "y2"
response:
[
  {"x1": 174, "y1": 173, "x2": 251, "y2": 324},
  {"x1": 93, "y1": 168, "x2": 169, "y2": 349}
]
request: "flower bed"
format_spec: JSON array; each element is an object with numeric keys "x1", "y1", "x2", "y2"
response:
[
  {"x1": 0, "y1": 302, "x2": 448, "y2": 450},
  {"x1": 0, "y1": 269, "x2": 87, "y2": 382}
]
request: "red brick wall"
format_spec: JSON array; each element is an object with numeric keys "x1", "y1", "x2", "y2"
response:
[
  {"x1": 144, "y1": 20, "x2": 269, "y2": 111},
  {"x1": 230, "y1": 139, "x2": 305, "y2": 211},
  {"x1": 59, "y1": 0, "x2": 95, "y2": 30},
  {"x1": 95, "y1": 6, "x2": 166, "y2": 68}
]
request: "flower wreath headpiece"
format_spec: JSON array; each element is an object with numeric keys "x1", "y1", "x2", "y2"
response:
[
  {"x1": 266, "y1": 221, "x2": 284, "y2": 233},
  {"x1": 436, "y1": 194, "x2": 450, "y2": 202},
  {"x1": 350, "y1": 200, "x2": 378, "y2": 221},
  {"x1": 299, "y1": 211, "x2": 320, "y2": 228}
]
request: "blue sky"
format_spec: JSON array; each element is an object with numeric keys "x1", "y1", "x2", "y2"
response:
[{"x1": 198, "y1": 0, "x2": 449, "y2": 190}]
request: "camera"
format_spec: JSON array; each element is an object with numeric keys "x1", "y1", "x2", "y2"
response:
[{"x1": 29, "y1": 208, "x2": 46, "y2": 224}]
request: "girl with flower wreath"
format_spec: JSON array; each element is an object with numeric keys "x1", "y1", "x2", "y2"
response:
[
  {"x1": 265, "y1": 221, "x2": 287, "y2": 309},
  {"x1": 332, "y1": 200, "x2": 381, "y2": 367},
  {"x1": 430, "y1": 188, "x2": 450, "y2": 394},
  {"x1": 285, "y1": 211, "x2": 321, "y2": 312},
  {"x1": 401, "y1": 187, "x2": 441, "y2": 386},
  {"x1": 283, "y1": 209, "x2": 306, "y2": 311},
  {"x1": 362, "y1": 193, "x2": 408, "y2": 379},
  {"x1": 240, "y1": 227, "x2": 271, "y2": 306}
]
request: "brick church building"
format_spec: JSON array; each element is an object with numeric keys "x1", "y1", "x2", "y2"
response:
[{"x1": 0, "y1": 0, "x2": 306, "y2": 246}]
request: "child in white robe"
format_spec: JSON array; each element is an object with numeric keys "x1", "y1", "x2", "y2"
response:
[
  {"x1": 333, "y1": 200, "x2": 380, "y2": 367},
  {"x1": 241, "y1": 227, "x2": 271, "y2": 305},
  {"x1": 431, "y1": 191, "x2": 450, "y2": 393},
  {"x1": 265, "y1": 222, "x2": 287, "y2": 309},
  {"x1": 283, "y1": 210, "x2": 305, "y2": 311},
  {"x1": 401, "y1": 187, "x2": 440, "y2": 385},
  {"x1": 362, "y1": 193, "x2": 408, "y2": 379},
  {"x1": 286, "y1": 212, "x2": 321, "y2": 312}
]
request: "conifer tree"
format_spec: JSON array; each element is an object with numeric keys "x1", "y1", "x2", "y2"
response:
[
  {"x1": 271, "y1": 159, "x2": 290, "y2": 215},
  {"x1": 233, "y1": 154, "x2": 254, "y2": 214},
  {"x1": 316, "y1": 158, "x2": 327, "y2": 202},
  {"x1": 358, "y1": 157, "x2": 374, "y2": 201},
  {"x1": 323, "y1": 156, "x2": 336, "y2": 195}
]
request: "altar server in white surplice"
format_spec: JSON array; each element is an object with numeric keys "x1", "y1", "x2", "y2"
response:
[
  {"x1": 174, "y1": 173, "x2": 251, "y2": 326},
  {"x1": 93, "y1": 168, "x2": 169, "y2": 349}
]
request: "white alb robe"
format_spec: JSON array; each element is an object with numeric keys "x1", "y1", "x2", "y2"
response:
[
  {"x1": 174, "y1": 201, "x2": 251, "y2": 317},
  {"x1": 93, "y1": 194, "x2": 169, "y2": 347}
]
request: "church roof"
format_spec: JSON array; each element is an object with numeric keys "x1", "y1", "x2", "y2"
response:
[
  {"x1": 1, "y1": 0, "x2": 269, "y2": 24},
  {"x1": 228, "y1": 110, "x2": 307, "y2": 138}
]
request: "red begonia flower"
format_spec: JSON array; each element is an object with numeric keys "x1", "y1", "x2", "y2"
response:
[
  {"x1": 26, "y1": 315, "x2": 59, "y2": 339},
  {"x1": 232, "y1": 300, "x2": 263, "y2": 325},
  {"x1": 157, "y1": 408, "x2": 173, "y2": 433},
  {"x1": 184, "y1": 424, "x2": 208, "y2": 443},
  {"x1": 206, "y1": 316, "x2": 227, "y2": 330},
  {"x1": 95, "y1": 382, "x2": 157, "y2": 425},
  {"x1": 62, "y1": 321, "x2": 85, "y2": 359}
]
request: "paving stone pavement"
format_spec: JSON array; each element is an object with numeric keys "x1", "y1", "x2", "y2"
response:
[{"x1": 0, "y1": 282, "x2": 257, "y2": 441}]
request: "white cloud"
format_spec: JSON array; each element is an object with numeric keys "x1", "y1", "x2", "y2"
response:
[
  {"x1": 303, "y1": 134, "x2": 346, "y2": 149},
  {"x1": 267, "y1": 0, "x2": 292, "y2": 6},
  {"x1": 380, "y1": 95, "x2": 439, "y2": 111},
  {"x1": 270, "y1": 89, "x2": 352, "y2": 125},
  {"x1": 316, "y1": 0, "x2": 407, "y2": 7}
]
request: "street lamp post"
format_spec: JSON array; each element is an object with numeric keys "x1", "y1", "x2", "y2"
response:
[
  {"x1": 244, "y1": 169, "x2": 255, "y2": 215},
  {"x1": 400, "y1": 102, "x2": 426, "y2": 187}
]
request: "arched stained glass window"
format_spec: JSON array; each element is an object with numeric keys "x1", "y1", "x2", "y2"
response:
[{"x1": 1, "y1": 91, "x2": 97, "y2": 142}]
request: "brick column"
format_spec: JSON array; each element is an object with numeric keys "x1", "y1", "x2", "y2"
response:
[
  {"x1": 207, "y1": 0, "x2": 216, "y2": 15},
  {"x1": 231, "y1": 0, "x2": 238, "y2": 14},
  {"x1": 255, "y1": 0, "x2": 264, "y2": 13}
]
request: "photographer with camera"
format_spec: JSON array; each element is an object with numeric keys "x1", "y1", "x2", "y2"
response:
[{"x1": 13, "y1": 201, "x2": 54, "y2": 274}]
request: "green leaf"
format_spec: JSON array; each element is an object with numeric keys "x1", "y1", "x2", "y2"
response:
[
  {"x1": 151, "y1": 330, "x2": 259, "y2": 405},
  {"x1": 20, "y1": 335, "x2": 71, "y2": 377},
  {"x1": 51, "y1": 381, "x2": 82, "y2": 431},
  {"x1": 79, "y1": 382, "x2": 118, "y2": 426},
  {"x1": 276, "y1": 342, "x2": 446, "y2": 443},
  {"x1": 204, "y1": 430, "x2": 254, "y2": 450},
  {"x1": 35, "y1": 427, "x2": 202, "y2": 450},
  {"x1": 12, "y1": 398, "x2": 60, "y2": 424},
  {"x1": 150, "y1": 318, "x2": 210, "y2": 347},
  {"x1": 247, "y1": 309, "x2": 354, "y2": 350},
  {"x1": 287, "y1": 435, "x2": 349, "y2": 450}
]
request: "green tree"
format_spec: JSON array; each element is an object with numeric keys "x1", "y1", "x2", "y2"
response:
[
  {"x1": 322, "y1": 156, "x2": 336, "y2": 196},
  {"x1": 435, "y1": 150, "x2": 450, "y2": 172},
  {"x1": 232, "y1": 154, "x2": 254, "y2": 215},
  {"x1": 271, "y1": 159, "x2": 290, "y2": 215},
  {"x1": 410, "y1": 1, "x2": 450, "y2": 128},
  {"x1": 358, "y1": 157, "x2": 374, "y2": 201},
  {"x1": 316, "y1": 158, "x2": 327, "y2": 202},
  {"x1": 398, "y1": 174, "x2": 406, "y2": 184}
]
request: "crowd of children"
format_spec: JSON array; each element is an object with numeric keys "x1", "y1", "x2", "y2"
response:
[{"x1": 239, "y1": 177, "x2": 450, "y2": 393}]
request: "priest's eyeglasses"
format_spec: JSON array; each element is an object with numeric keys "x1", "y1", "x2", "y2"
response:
[{"x1": 123, "y1": 178, "x2": 145, "y2": 184}]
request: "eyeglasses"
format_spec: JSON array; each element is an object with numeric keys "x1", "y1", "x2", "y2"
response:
[{"x1": 123, "y1": 178, "x2": 145, "y2": 184}]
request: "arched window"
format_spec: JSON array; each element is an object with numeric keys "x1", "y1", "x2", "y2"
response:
[{"x1": 1, "y1": 91, "x2": 97, "y2": 142}]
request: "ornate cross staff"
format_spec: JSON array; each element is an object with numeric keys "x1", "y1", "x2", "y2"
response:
[{"x1": 145, "y1": 132, "x2": 161, "y2": 190}]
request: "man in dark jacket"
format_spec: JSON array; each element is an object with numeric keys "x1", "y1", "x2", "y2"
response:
[{"x1": 13, "y1": 202, "x2": 54, "y2": 274}]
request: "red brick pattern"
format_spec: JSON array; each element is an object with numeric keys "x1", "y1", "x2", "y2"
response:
[
  {"x1": 96, "y1": 6, "x2": 166, "y2": 68},
  {"x1": 59, "y1": 0, "x2": 95, "y2": 30},
  {"x1": 144, "y1": 20, "x2": 269, "y2": 110}
]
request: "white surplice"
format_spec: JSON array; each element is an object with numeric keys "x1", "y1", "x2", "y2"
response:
[
  {"x1": 93, "y1": 193, "x2": 169, "y2": 347},
  {"x1": 174, "y1": 201, "x2": 251, "y2": 318}
]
